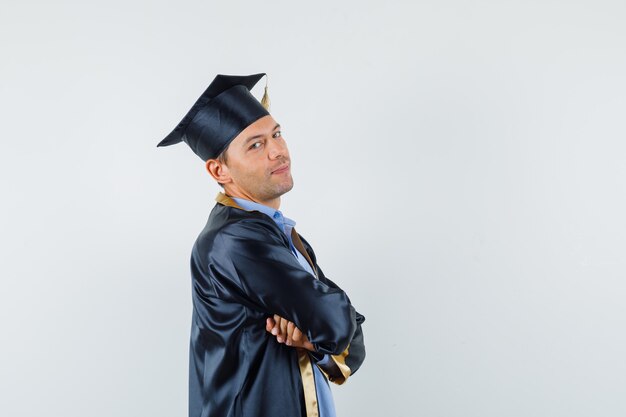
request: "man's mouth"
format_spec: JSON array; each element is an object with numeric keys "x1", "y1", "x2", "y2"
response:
[{"x1": 272, "y1": 163, "x2": 290, "y2": 174}]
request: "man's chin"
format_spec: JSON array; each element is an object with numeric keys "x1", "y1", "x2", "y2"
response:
[
  {"x1": 271, "y1": 179, "x2": 294, "y2": 198},
  {"x1": 277, "y1": 181, "x2": 294, "y2": 196}
]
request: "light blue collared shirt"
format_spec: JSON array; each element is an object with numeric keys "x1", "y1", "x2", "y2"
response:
[{"x1": 231, "y1": 196, "x2": 336, "y2": 417}]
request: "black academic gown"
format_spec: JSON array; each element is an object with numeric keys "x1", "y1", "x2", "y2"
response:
[{"x1": 188, "y1": 192, "x2": 366, "y2": 417}]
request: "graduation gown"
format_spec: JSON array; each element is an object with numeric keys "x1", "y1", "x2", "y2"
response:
[{"x1": 188, "y1": 192, "x2": 366, "y2": 417}]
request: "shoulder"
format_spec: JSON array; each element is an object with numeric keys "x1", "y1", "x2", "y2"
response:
[
  {"x1": 193, "y1": 204, "x2": 286, "y2": 257},
  {"x1": 217, "y1": 218, "x2": 286, "y2": 247}
]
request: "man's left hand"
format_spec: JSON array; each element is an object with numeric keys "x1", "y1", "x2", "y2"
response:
[{"x1": 266, "y1": 315, "x2": 315, "y2": 351}]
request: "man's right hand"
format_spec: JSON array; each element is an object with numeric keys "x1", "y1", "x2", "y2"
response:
[{"x1": 266, "y1": 315, "x2": 315, "y2": 351}]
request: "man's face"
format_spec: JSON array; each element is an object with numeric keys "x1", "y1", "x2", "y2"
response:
[{"x1": 215, "y1": 115, "x2": 293, "y2": 202}]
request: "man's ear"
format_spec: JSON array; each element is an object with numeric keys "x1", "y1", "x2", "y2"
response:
[{"x1": 205, "y1": 159, "x2": 231, "y2": 186}]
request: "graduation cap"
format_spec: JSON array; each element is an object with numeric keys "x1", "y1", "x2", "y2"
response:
[{"x1": 157, "y1": 73, "x2": 271, "y2": 160}]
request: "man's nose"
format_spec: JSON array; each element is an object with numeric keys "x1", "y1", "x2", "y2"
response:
[{"x1": 268, "y1": 137, "x2": 287, "y2": 159}]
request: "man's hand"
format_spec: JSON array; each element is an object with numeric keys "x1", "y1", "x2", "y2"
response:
[{"x1": 266, "y1": 315, "x2": 315, "y2": 352}]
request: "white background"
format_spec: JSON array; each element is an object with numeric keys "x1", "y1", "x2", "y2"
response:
[{"x1": 2, "y1": 1, "x2": 626, "y2": 416}]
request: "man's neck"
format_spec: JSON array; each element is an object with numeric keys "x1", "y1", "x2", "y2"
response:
[{"x1": 225, "y1": 189, "x2": 281, "y2": 210}]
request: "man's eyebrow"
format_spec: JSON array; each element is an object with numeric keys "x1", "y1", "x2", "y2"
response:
[{"x1": 242, "y1": 124, "x2": 281, "y2": 147}]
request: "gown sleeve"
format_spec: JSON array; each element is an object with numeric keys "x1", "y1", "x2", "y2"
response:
[
  {"x1": 206, "y1": 218, "x2": 357, "y2": 356},
  {"x1": 312, "y1": 266, "x2": 366, "y2": 385},
  {"x1": 296, "y1": 234, "x2": 367, "y2": 385}
]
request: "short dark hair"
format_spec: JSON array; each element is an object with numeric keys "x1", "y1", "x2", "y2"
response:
[
  {"x1": 215, "y1": 147, "x2": 228, "y2": 189},
  {"x1": 217, "y1": 147, "x2": 229, "y2": 165}
]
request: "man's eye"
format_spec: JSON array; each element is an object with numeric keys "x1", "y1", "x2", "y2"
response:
[
  {"x1": 273, "y1": 131, "x2": 282, "y2": 138},
  {"x1": 249, "y1": 142, "x2": 262, "y2": 150}
]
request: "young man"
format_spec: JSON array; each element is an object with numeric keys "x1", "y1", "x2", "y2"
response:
[{"x1": 157, "y1": 73, "x2": 366, "y2": 417}]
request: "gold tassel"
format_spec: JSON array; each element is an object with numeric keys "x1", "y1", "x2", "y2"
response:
[{"x1": 261, "y1": 75, "x2": 271, "y2": 111}]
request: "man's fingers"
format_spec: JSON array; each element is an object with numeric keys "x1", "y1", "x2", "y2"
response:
[
  {"x1": 272, "y1": 315, "x2": 287, "y2": 342},
  {"x1": 278, "y1": 317, "x2": 288, "y2": 343},
  {"x1": 266, "y1": 317, "x2": 275, "y2": 333},
  {"x1": 269, "y1": 315, "x2": 310, "y2": 349},
  {"x1": 286, "y1": 321, "x2": 295, "y2": 346},
  {"x1": 292, "y1": 327, "x2": 302, "y2": 342},
  {"x1": 266, "y1": 315, "x2": 313, "y2": 351},
  {"x1": 271, "y1": 314, "x2": 281, "y2": 336}
]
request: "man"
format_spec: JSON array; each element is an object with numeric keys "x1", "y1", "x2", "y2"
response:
[{"x1": 157, "y1": 73, "x2": 366, "y2": 417}]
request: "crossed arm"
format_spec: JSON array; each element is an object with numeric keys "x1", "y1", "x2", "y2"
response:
[
  {"x1": 209, "y1": 219, "x2": 365, "y2": 383},
  {"x1": 265, "y1": 313, "x2": 365, "y2": 385},
  {"x1": 266, "y1": 314, "x2": 316, "y2": 350}
]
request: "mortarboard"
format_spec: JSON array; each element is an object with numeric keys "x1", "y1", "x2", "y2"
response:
[{"x1": 157, "y1": 73, "x2": 271, "y2": 160}]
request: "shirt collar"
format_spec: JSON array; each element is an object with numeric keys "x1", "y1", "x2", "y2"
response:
[{"x1": 230, "y1": 195, "x2": 296, "y2": 227}]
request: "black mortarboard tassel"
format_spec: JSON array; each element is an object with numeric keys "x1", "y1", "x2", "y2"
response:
[{"x1": 157, "y1": 73, "x2": 270, "y2": 160}]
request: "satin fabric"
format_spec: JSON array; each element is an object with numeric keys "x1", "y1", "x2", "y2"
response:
[
  {"x1": 230, "y1": 195, "x2": 337, "y2": 417},
  {"x1": 188, "y1": 194, "x2": 366, "y2": 417},
  {"x1": 157, "y1": 74, "x2": 269, "y2": 161}
]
